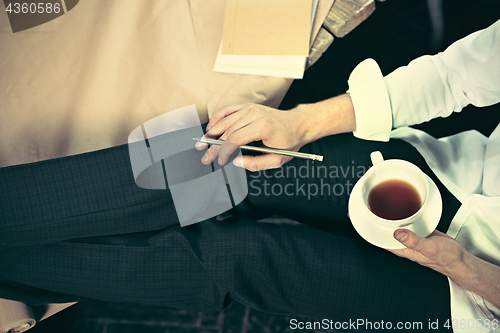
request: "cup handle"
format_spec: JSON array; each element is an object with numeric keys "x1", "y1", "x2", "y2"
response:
[{"x1": 370, "y1": 151, "x2": 384, "y2": 165}]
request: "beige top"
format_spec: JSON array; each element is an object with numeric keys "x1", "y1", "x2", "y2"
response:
[{"x1": 0, "y1": 0, "x2": 332, "y2": 168}]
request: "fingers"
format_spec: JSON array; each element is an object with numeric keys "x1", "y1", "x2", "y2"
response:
[
  {"x1": 206, "y1": 110, "x2": 246, "y2": 139},
  {"x1": 233, "y1": 154, "x2": 291, "y2": 171},
  {"x1": 201, "y1": 145, "x2": 288, "y2": 170},
  {"x1": 207, "y1": 103, "x2": 251, "y2": 131},
  {"x1": 385, "y1": 230, "x2": 432, "y2": 262},
  {"x1": 200, "y1": 121, "x2": 262, "y2": 165},
  {"x1": 198, "y1": 103, "x2": 285, "y2": 168},
  {"x1": 393, "y1": 229, "x2": 436, "y2": 257},
  {"x1": 206, "y1": 103, "x2": 261, "y2": 141},
  {"x1": 196, "y1": 111, "x2": 246, "y2": 151},
  {"x1": 196, "y1": 104, "x2": 255, "y2": 153},
  {"x1": 195, "y1": 138, "x2": 209, "y2": 150},
  {"x1": 394, "y1": 229, "x2": 420, "y2": 248},
  {"x1": 202, "y1": 141, "x2": 242, "y2": 166},
  {"x1": 217, "y1": 122, "x2": 268, "y2": 165},
  {"x1": 201, "y1": 144, "x2": 220, "y2": 165}
]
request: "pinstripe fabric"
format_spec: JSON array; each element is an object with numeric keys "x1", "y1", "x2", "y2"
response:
[{"x1": 0, "y1": 132, "x2": 457, "y2": 328}]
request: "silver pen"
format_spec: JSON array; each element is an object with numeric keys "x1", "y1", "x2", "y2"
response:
[{"x1": 193, "y1": 137, "x2": 323, "y2": 162}]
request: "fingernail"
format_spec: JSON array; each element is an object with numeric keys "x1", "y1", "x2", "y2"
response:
[
  {"x1": 195, "y1": 142, "x2": 205, "y2": 149},
  {"x1": 395, "y1": 231, "x2": 407, "y2": 242},
  {"x1": 202, "y1": 154, "x2": 209, "y2": 163},
  {"x1": 233, "y1": 158, "x2": 243, "y2": 168},
  {"x1": 206, "y1": 124, "x2": 212, "y2": 132},
  {"x1": 218, "y1": 157, "x2": 224, "y2": 165}
]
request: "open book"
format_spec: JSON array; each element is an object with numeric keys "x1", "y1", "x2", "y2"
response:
[{"x1": 213, "y1": 0, "x2": 319, "y2": 79}]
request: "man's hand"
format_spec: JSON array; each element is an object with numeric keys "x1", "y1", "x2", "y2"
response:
[
  {"x1": 387, "y1": 229, "x2": 467, "y2": 276},
  {"x1": 195, "y1": 94, "x2": 357, "y2": 172},
  {"x1": 195, "y1": 103, "x2": 309, "y2": 171},
  {"x1": 388, "y1": 228, "x2": 500, "y2": 309}
]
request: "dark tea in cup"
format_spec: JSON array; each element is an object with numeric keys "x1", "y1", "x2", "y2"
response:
[{"x1": 368, "y1": 179, "x2": 422, "y2": 220}]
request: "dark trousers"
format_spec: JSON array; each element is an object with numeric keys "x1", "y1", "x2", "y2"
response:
[{"x1": 0, "y1": 133, "x2": 459, "y2": 329}]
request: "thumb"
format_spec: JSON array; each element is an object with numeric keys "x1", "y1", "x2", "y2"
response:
[{"x1": 393, "y1": 229, "x2": 427, "y2": 251}]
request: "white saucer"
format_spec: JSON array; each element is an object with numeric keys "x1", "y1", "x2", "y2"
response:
[{"x1": 348, "y1": 175, "x2": 442, "y2": 249}]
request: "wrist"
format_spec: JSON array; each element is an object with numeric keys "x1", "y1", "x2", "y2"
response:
[
  {"x1": 440, "y1": 250, "x2": 475, "y2": 284},
  {"x1": 290, "y1": 104, "x2": 319, "y2": 144},
  {"x1": 291, "y1": 94, "x2": 357, "y2": 144},
  {"x1": 441, "y1": 247, "x2": 500, "y2": 310}
]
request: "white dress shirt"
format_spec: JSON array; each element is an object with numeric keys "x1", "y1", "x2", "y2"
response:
[{"x1": 348, "y1": 19, "x2": 500, "y2": 332}]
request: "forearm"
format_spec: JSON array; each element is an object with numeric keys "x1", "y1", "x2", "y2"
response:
[
  {"x1": 446, "y1": 251, "x2": 500, "y2": 309},
  {"x1": 292, "y1": 93, "x2": 356, "y2": 143},
  {"x1": 390, "y1": 230, "x2": 500, "y2": 311}
]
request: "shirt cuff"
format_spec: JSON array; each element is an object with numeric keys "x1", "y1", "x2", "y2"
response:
[{"x1": 347, "y1": 58, "x2": 392, "y2": 142}]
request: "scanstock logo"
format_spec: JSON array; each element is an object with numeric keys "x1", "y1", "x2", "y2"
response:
[{"x1": 3, "y1": 0, "x2": 79, "y2": 33}]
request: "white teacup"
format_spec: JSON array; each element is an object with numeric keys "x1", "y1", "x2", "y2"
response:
[{"x1": 353, "y1": 151, "x2": 430, "y2": 229}]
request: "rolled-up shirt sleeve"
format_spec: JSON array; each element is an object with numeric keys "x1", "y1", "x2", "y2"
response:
[{"x1": 347, "y1": 58, "x2": 392, "y2": 142}]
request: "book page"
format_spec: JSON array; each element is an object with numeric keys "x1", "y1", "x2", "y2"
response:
[{"x1": 221, "y1": 0, "x2": 313, "y2": 56}]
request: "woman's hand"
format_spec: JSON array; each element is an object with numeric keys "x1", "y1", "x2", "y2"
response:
[
  {"x1": 195, "y1": 103, "x2": 310, "y2": 171},
  {"x1": 387, "y1": 229, "x2": 467, "y2": 276}
]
